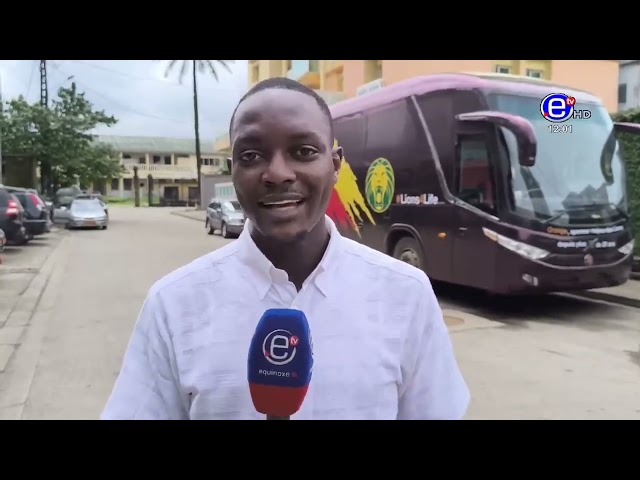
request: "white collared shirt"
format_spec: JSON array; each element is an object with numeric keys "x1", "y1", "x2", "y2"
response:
[{"x1": 101, "y1": 216, "x2": 470, "y2": 420}]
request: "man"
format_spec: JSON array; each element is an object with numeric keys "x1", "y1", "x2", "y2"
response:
[{"x1": 101, "y1": 77, "x2": 470, "y2": 420}]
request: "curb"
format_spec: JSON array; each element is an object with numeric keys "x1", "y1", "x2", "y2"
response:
[{"x1": 570, "y1": 290, "x2": 640, "y2": 309}]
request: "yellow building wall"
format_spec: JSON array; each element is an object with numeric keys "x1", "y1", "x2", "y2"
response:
[{"x1": 340, "y1": 60, "x2": 619, "y2": 113}]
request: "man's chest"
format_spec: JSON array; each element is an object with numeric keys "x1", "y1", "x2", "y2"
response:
[{"x1": 173, "y1": 291, "x2": 410, "y2": 420}]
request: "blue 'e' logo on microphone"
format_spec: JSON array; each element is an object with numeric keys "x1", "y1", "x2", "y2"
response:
[{"x1": 540, "y1": 93, "x2": 576, "y2": 123}]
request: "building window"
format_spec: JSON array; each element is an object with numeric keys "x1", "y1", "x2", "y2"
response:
[
  {"x1": 495, "y1": 65, "x2": 511, "y2": 74},
  {"x1": 618, "y1": 83, "x2": 627, "y2": 104},
  {"x1": 526, "y1": 69, "x2": 543, "y2": 78}
]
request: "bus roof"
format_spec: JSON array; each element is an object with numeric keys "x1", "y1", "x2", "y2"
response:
[{"x1": 329, "y1": 72, "x2": 603, "y2": 119}]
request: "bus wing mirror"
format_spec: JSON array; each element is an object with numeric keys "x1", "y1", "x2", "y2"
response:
[
  {"x1": 456, "y1": 111, "x2": 537, "y2": 167},
  {"x1": 614, "y1": 122, "x2": 640, "y2": 135}
]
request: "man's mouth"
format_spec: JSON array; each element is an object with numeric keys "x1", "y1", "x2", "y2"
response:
[{"x1": 258, "y1": 195, "x2": 305, "y2": 209}]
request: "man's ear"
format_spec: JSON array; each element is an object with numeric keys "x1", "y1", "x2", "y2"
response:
[{"x1": 331, "y1": 146, "x2": 343, "y2": 183}]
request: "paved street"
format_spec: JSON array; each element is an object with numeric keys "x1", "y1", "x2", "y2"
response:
[{"x1": 0, "y1": 206, "x2": 639, "y2": 419}]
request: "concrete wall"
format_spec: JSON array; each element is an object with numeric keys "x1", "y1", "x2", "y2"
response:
[{"x1": 200, "y1": 173, "x2": 233, "y2": 208}]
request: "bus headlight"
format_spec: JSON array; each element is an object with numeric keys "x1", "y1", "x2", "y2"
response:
[
  {"x1": 483, "y1": 227, "x2": 550, "y2": 261},
  {"x1": 618, "y1": 239, "x2": 634, "y2": 256}
]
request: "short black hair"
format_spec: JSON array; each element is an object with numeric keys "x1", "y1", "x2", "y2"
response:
[{"x1": 228, "y1": 76, "x2": 334, "y2": 142}]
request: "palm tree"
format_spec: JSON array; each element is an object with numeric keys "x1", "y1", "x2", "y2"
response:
[{"x1": 159, "y1": 60, "x2": 233, "y2": 207}]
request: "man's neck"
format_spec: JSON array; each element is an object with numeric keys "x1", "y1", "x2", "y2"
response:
[{"x1": 251, "y1": 220, "x2": 330, "y2": 291}]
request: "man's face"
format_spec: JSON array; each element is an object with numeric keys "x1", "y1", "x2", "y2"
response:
[{"x1": 231, "y1": 88, "x2": 341, "y2": 243}]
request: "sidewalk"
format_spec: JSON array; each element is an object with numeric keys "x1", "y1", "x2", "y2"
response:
[{"x1": 574, "y1": 278, "x2": 640, "y2": 308}]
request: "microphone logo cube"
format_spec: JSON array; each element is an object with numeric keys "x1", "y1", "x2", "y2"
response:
[{"x1": 263, "y1": 329, "x2": 298, "y2": 366}]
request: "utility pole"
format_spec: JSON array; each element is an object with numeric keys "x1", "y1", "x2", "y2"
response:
[
  {"x1": 39, "y1": 60, "x2": 48, "y2": 107},
  {"x1": 39, "y1": 60, "x2": 48, "y2": 193}
]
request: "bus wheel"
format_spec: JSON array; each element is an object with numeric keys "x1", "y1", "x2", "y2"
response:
[{"x1": 393, "y1": 236, "x2": 424, "y2": 270}]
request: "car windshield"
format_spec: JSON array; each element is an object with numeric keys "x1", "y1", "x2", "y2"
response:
[
  {"x1": 71, "y1": 200, "x2": 103, "y2": 214},
  {"x1": 488, "y1": 93, "x2": 627, "y2": 226},
  {"x1": 222, "y1": 200, "x2": 242, "y2": 213}
]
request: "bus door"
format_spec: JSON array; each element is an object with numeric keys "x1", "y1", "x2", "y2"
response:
[{"x1": 452, "y1": 127, "x2": 500, "y2": 290}]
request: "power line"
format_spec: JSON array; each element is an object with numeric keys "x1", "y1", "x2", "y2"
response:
[
  {"x1": 69, "y1": 60, "x2": 246, "y2": 94},
  {"x1": 26, "y1": 60, "x2": 37, "y2": 99},
  {"x1": 49, "y1": 67, "x2": 193, "y2": 126}
]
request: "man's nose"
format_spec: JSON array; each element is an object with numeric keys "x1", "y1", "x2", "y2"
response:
[{"x1": 263, "y1": 151, "x2": 296, "y2": 184}]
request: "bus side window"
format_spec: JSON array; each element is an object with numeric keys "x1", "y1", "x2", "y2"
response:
[{"x1": 456, "y1": 134, "x2": 497, "y2": 214}]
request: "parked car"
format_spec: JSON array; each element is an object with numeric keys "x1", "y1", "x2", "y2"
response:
[
  {"x1": 205, "y1": 198, "x2": 245, "y2": 238},
  {"x1": 0, "y1": 187, "x2": 28, "y2": 245},
  {"x1": 54, "y1": 185, "x2": 82, "y2": 207},
  {"x1": 75, "y1": 193, "x2": 108, "y2": 216},
  {"x1": 3, "y1": 186, "x2": 51, "y2": 237},
  {"x1": 65, "y1": 198, "x2": 109, "y2": 230},
  {"x1": 0, "y1": 228, "x2": 6, "y2": 253},
  {"x1": 29, "y1": 189, "x2": 55, "y2": 221}
]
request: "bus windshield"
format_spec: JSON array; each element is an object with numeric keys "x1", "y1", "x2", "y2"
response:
[{"x1": 487, "y1": 93, "x2": 627, "y2": 226}]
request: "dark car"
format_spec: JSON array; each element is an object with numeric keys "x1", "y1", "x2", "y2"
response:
[
  {"x1": 0, "y1": 187, "x2": 28, "y2": 245},
  {"x1": 4, "y1": 186, "x2": 51, "y2": 237}
]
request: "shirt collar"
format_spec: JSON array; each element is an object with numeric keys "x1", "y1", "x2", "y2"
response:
[{"x1": 235, "y1": 215, "x2": 344, "y2": 299}]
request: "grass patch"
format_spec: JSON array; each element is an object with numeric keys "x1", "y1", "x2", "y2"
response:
[{"x1": 105, "y1": 196, "x2": 149, "y2": 207}]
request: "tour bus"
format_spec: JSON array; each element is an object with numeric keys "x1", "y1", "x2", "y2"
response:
[{"x1": 325, "y1": 73, "x2": 640, "y2": 295}]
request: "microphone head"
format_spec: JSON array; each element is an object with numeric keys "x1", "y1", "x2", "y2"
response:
[{"x1": 247, "y1": 308, "x2": 314, "y2": 417}]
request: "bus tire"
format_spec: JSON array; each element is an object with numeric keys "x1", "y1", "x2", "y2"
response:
[{"x1": 392, "y1": 236, "x2": 425, "y2": 270}]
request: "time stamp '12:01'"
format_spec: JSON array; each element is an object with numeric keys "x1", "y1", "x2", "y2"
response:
[{"x1": 547, "y1": 124, "x2": 573, "y2": 134}]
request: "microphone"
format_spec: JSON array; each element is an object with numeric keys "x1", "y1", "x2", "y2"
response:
[{"x1": 247, "y1": 308, "x2": 314, "y2": 420}]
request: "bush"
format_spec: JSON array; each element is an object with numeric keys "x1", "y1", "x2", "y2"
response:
[{"x1": 611, "y1": 109, "x2": 640, "y2": 255}]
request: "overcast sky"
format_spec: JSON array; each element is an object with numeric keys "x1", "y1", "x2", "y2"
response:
[{"x1": 0, "y1": 60, "x2": 249, "y2": 141}]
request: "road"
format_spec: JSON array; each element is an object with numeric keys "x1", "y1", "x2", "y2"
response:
[{"x1": 0, "y1": 206, "x2": 639, "y2": 419}]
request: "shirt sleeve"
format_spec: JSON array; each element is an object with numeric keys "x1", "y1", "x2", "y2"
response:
[
  {"x1": 397, "y1": 274, "x2": 470, "y2": 420},
  {"x1": 100, "y1": 291, "x2": 188, "y2": 420}
]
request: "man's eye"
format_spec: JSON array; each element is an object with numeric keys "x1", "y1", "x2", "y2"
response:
[
  {"x1": 296, "y1": 147, "x2": 318, "y2": 157},
  {"x1": 239, "y1": 151, "x2": 261, "y2": 162}
]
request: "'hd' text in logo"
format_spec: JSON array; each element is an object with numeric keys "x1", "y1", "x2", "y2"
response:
[
  {"x1": 540, "y1": 93, "x2": 591, "y2": 123},
  {"x1": 262, "y1": 329, "x2": 298, "y2": 366}
]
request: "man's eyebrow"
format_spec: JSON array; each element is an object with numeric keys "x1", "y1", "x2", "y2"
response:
[
  {"x1": 288, "y1": 131, "x2": 324, "y2": 141},
  {"x1": 233, "y1": 132, "x2": 263, "y2": 145}
]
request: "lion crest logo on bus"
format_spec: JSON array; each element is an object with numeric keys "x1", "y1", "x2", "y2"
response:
[
  {"x1": 326, "y1": 139, "x2": 376, "y2": 237},
  {"x1": 365, "y1": 157, "x2": 395, "y2": 214}
]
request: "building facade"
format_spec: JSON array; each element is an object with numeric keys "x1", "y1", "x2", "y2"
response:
[
  {"x1": 618, "y1": 60, "x2": 640, "y2": 112},
  {"x1": 213, "y1": 60, "x2": 620, "y2": 158},
  {"x1": 95, "y1": 135, "x2": 226, "y2": 204},
  {"x1": 341, "y1": 60, "x2": 620, "y2": 113}
]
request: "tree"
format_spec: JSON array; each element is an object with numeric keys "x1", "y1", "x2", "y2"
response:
[
  {"x1": 158, "y1": 60, "x2": 233, "y2": 206},
  {"x1": 0, "y1": 82, "x2": 124, "y2": 193}
]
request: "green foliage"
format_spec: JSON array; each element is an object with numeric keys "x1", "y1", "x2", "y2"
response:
[
  {"x1": 0, "y1": 82, "x2": 125, "y2": 191},
  {"x1": 611, "y1": 108, "x2": 640, "y2": 253}
]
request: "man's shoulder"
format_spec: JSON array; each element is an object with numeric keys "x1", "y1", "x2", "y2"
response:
[
  {"x1": 340, "y1": 237, "x2": 431, "y2": 291},
  {"x1": 148, "y1": 241, "x2": 240, "y2": 299}
]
